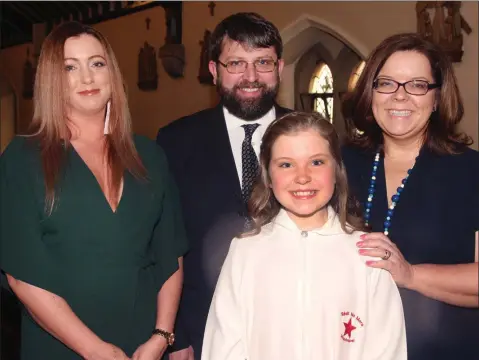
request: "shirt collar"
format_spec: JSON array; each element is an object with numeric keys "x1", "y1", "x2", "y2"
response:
[{"x1": 224, "y1": 106, "x2": 276, "y2": 131}]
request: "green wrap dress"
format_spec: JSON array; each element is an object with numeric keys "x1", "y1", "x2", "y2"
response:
[{"x1": 0, "y1": 135, "x2": 189, "y2": 359}]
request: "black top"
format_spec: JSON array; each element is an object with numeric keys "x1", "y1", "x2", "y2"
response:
[
  {"x1": 342, "y1": 144, "x2": 479, "y2": 360},
  {"x1": 0, "y1": 136, "x2": 189, "y2": 359}
]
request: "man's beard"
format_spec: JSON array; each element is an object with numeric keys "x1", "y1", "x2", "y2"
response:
[{"x1": 217, "y1": 75, "x2": 280, "y2": 121}]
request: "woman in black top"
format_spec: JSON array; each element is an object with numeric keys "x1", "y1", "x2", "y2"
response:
[{"x1": 341, "y1": 33, "x2": 478, "y2": 360}]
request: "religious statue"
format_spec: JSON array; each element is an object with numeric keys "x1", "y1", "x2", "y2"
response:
[
  {"x1": 198, "y1": 30, "x2": 214, "y2": 85},
  {"x1": 431, "y1": 2, "x2": 447, "y2": 45},
  {"x1": 416, "y1": 1, "x2": 472, "y2": 62},
  {"x1": 417, "y1": 9, "x2": 433, "y2": 41},
  {"x1": 137, "y1": 41, "x2": 158, "y2": 91}
]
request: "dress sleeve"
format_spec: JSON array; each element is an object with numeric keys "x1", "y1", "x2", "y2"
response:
[
  {"x1": 0, "y1": 138, "x2": 64, "y2": 297},
  {"x1": 201, "y1": 239, "x2": 246, "y2": 360},
  {"x1": 150, "y1": 145, "x2": 189, "y2": 289},
  {"x1": 364, "y1": 268, "x2": 407, "y2": 360}
]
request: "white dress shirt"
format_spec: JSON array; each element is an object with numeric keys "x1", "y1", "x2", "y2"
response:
[
  {"x1": 202, "y1": 207, "x2": 407, "y2": 360},
  {"x1": 223, "y1": 106, "x2": 276, "y2": 187}
]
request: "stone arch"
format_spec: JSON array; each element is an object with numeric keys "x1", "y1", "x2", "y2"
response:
[
  {"x1": 280, "y1": 13, "x2": 368, "y2": 65},
  {"x1": 277, "y1": 14, "x2": 367, "y2": 138}
]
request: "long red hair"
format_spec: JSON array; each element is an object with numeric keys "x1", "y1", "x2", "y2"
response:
[{"x1": 29, "y1": 21, "x2": 147, "y2": 214}]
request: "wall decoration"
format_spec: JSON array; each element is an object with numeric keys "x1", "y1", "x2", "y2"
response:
[
  {"x1": 137, "y1": 18, "x2": 158, "y2": 91},
  {"x1": 22, "y1": 48, "x2": 35, "y2": 99},
  {"x1": 158, "y1": 4, "x2": 185, "y2": 78},
  {"x1": 138, "y1": 42, "x2": 158, "y2": 91},
  {"x1": 198, "y1": 30, "x2": 214, "y2": 85},
  {"x1": 208, "y1": 2, "x2": 216, "y2": 16},
  {"x1": 416, "y1": 1, "x2": 472, "y2": 62},
  {"x1": 158, "y1": 45, "x2": 185, "y2": 78}
]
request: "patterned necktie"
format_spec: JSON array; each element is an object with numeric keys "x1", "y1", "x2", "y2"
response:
[{"x1": 241, "y1": 123, "x2": 260, "y2": 205}]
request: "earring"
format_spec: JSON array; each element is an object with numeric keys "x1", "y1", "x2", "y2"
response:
[
  {"x1": 103, "y1": 100, "x2": 111, "y2": 135},
  {"x1": 432, "y1": 104, "x2": 437, "y2": 112}
]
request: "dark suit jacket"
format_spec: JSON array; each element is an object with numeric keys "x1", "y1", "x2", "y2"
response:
[{"x1": 156, "y1": 103, "x2": 291, "y2": 358}]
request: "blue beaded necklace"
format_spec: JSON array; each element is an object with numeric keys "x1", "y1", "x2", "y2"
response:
[{"x1": 364, "y1": 150, "x2": 417, "y2": 235}]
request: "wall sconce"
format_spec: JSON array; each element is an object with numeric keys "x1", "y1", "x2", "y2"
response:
[{"x1": 158, "y1": 3, "x2": 185, "y2": 78}]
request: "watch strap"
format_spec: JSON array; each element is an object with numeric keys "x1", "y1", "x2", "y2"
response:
[{"x1": 152, "y1": 328, "x2": 175, "y2": 346}]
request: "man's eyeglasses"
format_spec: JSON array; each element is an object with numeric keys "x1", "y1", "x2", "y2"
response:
[
  {"x1": 373, "y1": 78, "x2": 441, "y2": 96},
  {"x1": 217, "y1": 59, "x2": 277, "y2": 74}
]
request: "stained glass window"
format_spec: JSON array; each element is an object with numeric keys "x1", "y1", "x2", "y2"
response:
[{"x1": 309, "y1": 64, "x2": 334, "y2": 122}]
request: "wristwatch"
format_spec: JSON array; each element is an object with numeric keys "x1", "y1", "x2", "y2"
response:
[{"x1": 152, "y1": 328, "x2": 175, "y2": 346}]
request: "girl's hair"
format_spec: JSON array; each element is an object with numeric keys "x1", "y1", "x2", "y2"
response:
[
  {"x1": 28, "y1": 21, "x2": 147, "y2": 214},
  {"x1": 244, "y1": 111, "x2": 365, "y2": 236}
]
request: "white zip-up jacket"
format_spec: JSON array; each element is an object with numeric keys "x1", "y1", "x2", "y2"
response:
[{"x1": 202, "y1": 207, "x2": 407, "y2": 360}]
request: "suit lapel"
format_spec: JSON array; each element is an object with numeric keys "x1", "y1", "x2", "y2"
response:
[
  {"x1": 203, "y1": 105, "x2": 244, "y2": 211},
  {"x1": 274, "y1": 103, "x2": 292, "y2": 118}
]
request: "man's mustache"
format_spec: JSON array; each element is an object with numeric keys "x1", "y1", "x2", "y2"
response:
[{"x1": 233, "y1": 81, "x2": 266, "y2": 89}]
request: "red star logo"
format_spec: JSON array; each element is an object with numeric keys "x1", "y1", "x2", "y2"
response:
[{"x1": 343, "y1": 317, "x2": 357, "y2": 338}]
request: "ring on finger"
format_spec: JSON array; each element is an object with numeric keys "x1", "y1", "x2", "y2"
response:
[{"x1": 382, "y1": 249, "x2": 392, "y2": 260}]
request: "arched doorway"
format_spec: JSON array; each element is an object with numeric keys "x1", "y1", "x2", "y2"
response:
[{"x1": 278, "y1": 14, "x2": 367, "y2": 139}]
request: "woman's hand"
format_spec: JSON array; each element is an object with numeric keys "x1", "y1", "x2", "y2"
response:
[
  {"x1": 87, "y1": 342, "x2": 130, "y2": 360},
  {"x1": 132, "y1": 336, "x2": 167, "y2": 360},
  {"x1": 357, "y1": 232, "x2": 415, "y2": 288}
]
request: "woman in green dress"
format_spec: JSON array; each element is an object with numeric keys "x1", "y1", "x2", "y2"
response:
[{"x1": 0, "y1": 22, "x2": 188, "y2": 359}]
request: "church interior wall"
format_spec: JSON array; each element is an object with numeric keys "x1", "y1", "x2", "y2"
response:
[{"x1": 1, "y1": 1, "x2": 477, "y2": 148}]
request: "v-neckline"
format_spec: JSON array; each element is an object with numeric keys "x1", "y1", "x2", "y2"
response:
[
  {"x1": 376, "y1": 155, "x2": 390, "y2": 219},
  {"x1": 373, "y1": 147, "x2": 426, "y2": 233},
  {"x1": 70, "y1": 145, "x2": 126, "y2": 215}
]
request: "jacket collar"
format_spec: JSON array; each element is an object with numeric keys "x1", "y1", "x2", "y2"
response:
[{"x1": 271, "y1": 206, "x2": 346, "y2": 236}]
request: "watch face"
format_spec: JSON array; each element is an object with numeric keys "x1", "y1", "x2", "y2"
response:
[{"x1": 169, "y1": 333, "x2": 175, "y2": 345}]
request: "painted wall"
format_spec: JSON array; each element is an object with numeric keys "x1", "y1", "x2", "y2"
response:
[
  {"x1": 0, "y1": 1, "x2": 477, "y2": 147},
  {"x1": 0, "y1": 76, "x2": 17, "y2": 153},
  {"x1": 0, "y1": 93, "x2": 15, "y2": 153}
]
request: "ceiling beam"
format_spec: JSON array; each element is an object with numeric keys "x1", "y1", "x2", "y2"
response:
[
  {"x1": 26, "y1": 2, "x2": 61, "y2": 21},
  {"x1": 67, "y1": 2, "x2": 86, "y2": 19},
  {"x1": 1, "y1": 4, "x2": 32, "y2": 33},
  {"x1": 50, "y1": 2, "x2": 74, "y2": 20},
  {"x1": 1, "y1": 1, "x2": 184, "y2": 49},
  {"x1": 8, "y1": 2, "x2": 41, "y2": 23}
]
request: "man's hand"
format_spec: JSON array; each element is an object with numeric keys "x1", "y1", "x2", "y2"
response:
[{"x1": 169, "y1": 346, "x2": 194, "y2": 360}]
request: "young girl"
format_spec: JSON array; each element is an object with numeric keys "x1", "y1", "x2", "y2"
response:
[{"x1": 201, "y1": 112, "x2": 407, "y2": 360}]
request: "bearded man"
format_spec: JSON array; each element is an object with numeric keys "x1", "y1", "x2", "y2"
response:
[{"x1": 155, "y1": 12, "x2": 291, "y2": 360}]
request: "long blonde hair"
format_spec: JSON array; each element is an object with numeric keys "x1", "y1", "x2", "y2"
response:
[
  {"x1": 244, "y1": 111, "x2": 365, "y2": 236},
  {"x1": 29, "y1": 21, "x2": 147, "y2": 214}
]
